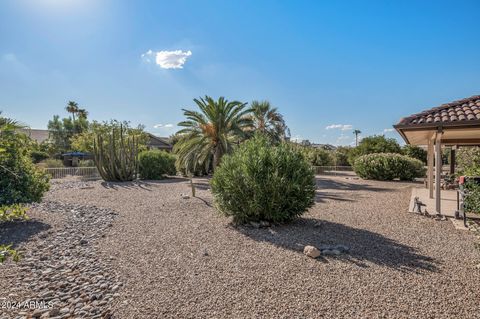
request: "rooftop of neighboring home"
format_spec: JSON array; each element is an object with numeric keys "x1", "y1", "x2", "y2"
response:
[
  {"x1": 19, "y1": 128, "x2": 172, "y2": 150},
  {"x1": 20, "y1": 129, "x2": 50, "y2": 144}
]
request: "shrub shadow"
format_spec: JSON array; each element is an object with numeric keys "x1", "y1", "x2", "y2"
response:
[
  {"x1": 0, "y1": 220, "x2": 51, "y2": 248},
  {"x1": 100, "y1": 177, "x2": 189, "y2": 190},
  {"x1": 316, "y1": 177, "x2": 396, "y2": 192},
  {"x1": 235, "y1": 218, "x2": 438, "y2": 273}
]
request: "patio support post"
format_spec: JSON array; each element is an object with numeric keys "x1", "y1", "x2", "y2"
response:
[
  {"x1": 435, "y1": 131, "x2": 443, "y2": 215},
  {"x1": 428, "y1": 135, "x2": 434, "y2": 199},
  {"x1": 450, "y1": 146, "x2": 456, "y2": 175}
]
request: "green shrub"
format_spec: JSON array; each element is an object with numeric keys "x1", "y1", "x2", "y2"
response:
[
  {"x1": 211, "y1": 135, "x2": 316, "y2": 223},
  {"x1": 138, "y1": 150, "x2": 176, "y2": 179},
  {"x1": 0, "y1": 204, "x2": 29, "y2": 222},
  {"x1": 175, "y1": 157, "x2": 209, "y2": 177},
  {"x1": 465, "y1": 182, "x2": 480, "y2": 214},
  {"x1": 0, "y1": 244, "x2": 20, "y2": 263},
  {"x1": 349, "y1": 135, "x2": 402, "y2": 165},
  {"x1": 38, "y1": 158, "x2": 64, "y2": 168},
  {"x1": 402, "y1": 145, "x2": 427, "y2": 164},
  {"x1": 30, "y1": 150, "x2": 49, "y2": 164},
  {"x1": 0, "y1": 130, "x2": 50, "y2": 205},
  {"x1": 353, "y1": 153, "x2": 425, "y2": 181},
  {"x1": 78, "y1": 159, "x2": 95, "y2": 167}
]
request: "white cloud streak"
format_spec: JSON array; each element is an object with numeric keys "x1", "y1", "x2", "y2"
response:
[
  {"x1": 153, "y1": 123, "x2": 174, "y2": 129},
  {"x1": 326, "y1": 124, "x2": 353, "y2": 131},
  {"x1": 142, "y1": 50, "x2": 192, "y2": 69},
  {"x1": 383, "y1": 128, "x2": 395, "y2": 133}
]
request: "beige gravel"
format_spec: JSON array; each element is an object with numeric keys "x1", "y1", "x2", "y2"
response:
[{"x1": 23, "y1": 176, "x2": 480, "y2": 318}]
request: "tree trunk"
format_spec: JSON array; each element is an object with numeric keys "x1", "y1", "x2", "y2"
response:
[{"x1": 212, "y1": 145, "x2": 223, "y2": 171}]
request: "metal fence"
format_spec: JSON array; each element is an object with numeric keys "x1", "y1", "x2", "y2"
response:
[
  {"x1": 312, "y1": 166, "x2": 354, "y2": 176},
  {"x1": 44, "y1": 167, "x2": 100, "y2": 179}
]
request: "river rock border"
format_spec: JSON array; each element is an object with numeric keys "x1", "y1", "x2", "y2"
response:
[{"x1": 2, "y1": 201, "x2": 121, "y2": 319}]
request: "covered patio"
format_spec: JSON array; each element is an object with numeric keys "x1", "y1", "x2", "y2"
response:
[{"x1": 394, "y1": 95, "x2": 480, "y2": 216}]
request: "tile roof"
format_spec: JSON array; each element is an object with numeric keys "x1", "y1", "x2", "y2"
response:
[{"x1": 397, "y1": 95, "x2": 480, "y2": 127}]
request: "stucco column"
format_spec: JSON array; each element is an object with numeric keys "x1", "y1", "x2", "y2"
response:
[
  {"x1": 435, "y1": 131, "x2": 443, "y2": 215},
  {"x1": 427, "y1": 137, "x2": 434, "y2": 199}
]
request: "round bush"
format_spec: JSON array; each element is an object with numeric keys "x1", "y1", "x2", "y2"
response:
[
  {"x1": 0, "y1": 133, "x2": 50, "y2": 205},
  {"x1": 353, "y1": 153, "x2": 425, "y2": 181},
  {"x1": 138, "y1": 150, "x2": 176, "y2": 180},
  {"x1": 210, "y1": 135, "x2": 316, "y2": 223},
  {"x1": 30, "y1": 150, "x2": 49, "y2": 164}
]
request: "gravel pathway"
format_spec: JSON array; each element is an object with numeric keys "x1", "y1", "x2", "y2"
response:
[
  {"x1": 1, "y1": 197, "x2": 121, "y2": 318},
  {"x1": 2, "y1": 176, "x2": 480, "y2": 318}
]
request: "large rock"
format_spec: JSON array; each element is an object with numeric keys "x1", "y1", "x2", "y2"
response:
[{"x1": 303, "y1": 245, "x2": 321, "y2": 258}]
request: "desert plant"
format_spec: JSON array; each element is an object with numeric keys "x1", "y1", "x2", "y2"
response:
[
  {"x1": 0, "y1": 205, "x2": 29, "y2": 263},
  {"x1": 0, "y1": 204, "x2": 29, "y2": 222},
  {"x1": 249, "y1": 100, "x2": 289, "y2": 142},
  {"x1": 354, "y1": 153, "x2": 425, "y2": 181},
  {"x1": 402, "y1": 145, "x2": 427, "y2": 164},
  {"x1": 349, "y1": 135, "x2": 402, "y2": 165},
  {"x1": 0, "y1": 244, "x2": 20, "y2": 263},
  {"x1": 457, "y1": 147, "x2": 480, "y2": 175},
  {"x1": 138, "y1": 150, "x2": 176, "y2": 179},
  {"x1": 30, "y1": 150, "x2": 49, "y2": 164},
  {"x1": 78, "y1": 159, "x2": 95, "y2": 167},
  {"x1": 93, "y1": 124, "x2": 139, "y2": 182},
  {"x1": 0, "y1": 116, "x2": 50, "y2": 205},
  {"x1": 353, "y1": 129, "x2": 361, "y2": 146},
  {"x1": 38, "y1": 158, "x2": 64, "y2": 168},
  {"x1": 211, "y1": 135, "x2": 316, "y2": 223},
  {"x1": 465, "y1": 181, "x2": 480, "y2": 214},
  {"x1": 174, "y1": 96, "x2": 253, "y2": 174}
]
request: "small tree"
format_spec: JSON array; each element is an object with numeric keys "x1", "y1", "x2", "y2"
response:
[
  {"x1": 0, "y1": 114, "x2": 49, "y2": 205},
  {"x1": 348, "y1": 135, "x2": 402, "y2": 165},
  {"x1": 402, "y1": 145, "x2": 427, "y2": 164}
]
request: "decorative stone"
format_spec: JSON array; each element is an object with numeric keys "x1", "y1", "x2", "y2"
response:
[{"x1": 303, "y1": 245, "x2": 321, "y2": 258}]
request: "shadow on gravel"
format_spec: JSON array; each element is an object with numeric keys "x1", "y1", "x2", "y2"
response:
[
  {"x1": 315, "y1": 191, "x2": 356, "y2": 203},
  {"x1": 100, "y1": 178, "x2": 189, "y2": 190},
  {"x1": 316, "y1": 177, "x2": 396, "y2": 192},
  {"x1": 0, "y1": 220, "x2": 50, "y2": 248},
  {"x1": 236, "y1": 218, "x2": 438, "y2": 273},
  {"x1": 193, "y1": 181, "x2": 211, "y2": 191}
]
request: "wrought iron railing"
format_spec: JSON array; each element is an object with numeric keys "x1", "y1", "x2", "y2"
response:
[
  {"x1": 312, "y1": 166, "x2": 354, "y2": 175},
  {"x1": 43, "y1": 167, "x2": 100, "y2": 179}
]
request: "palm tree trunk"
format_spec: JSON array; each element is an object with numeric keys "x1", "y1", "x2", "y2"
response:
[{"x1": 212, "y1": 145, "x2": 223, "y2": 171}]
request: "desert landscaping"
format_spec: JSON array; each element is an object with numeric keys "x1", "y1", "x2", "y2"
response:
[{"x1": 2, "y1": 173, "x2": 480, "y2": 318}]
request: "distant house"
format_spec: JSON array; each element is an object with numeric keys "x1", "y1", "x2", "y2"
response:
[
  {"x1": 21, "y1": 129, "x2": 173, "y2": 152},
  {"x1": 21, "y1": 129, "x2": 50, "y2": 144},
  {"x1": 146, "y1": 133, "x2": 173, "y2": 152},
  {"x1": 311, "y1": 143, "x2": 336, "y2": 151}
]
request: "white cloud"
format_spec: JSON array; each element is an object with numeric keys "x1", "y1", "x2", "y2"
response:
[
  {"x1": 153, "y1": 123, "x2": 175, "y2": 129},
  {"x1": 326, "y1": 124, "x2": 353, "y2": 131},
  {"x1": 383, "y1": 128, "x2": 395, "y2": 133},
  {"x1": 142, "y1": 50, "x2": 192, "y2": 69}
]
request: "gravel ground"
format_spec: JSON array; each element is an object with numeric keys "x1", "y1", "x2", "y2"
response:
[
  {"x1": 2, "y1": 175, "x2": 480, "y2": 318},
  {"x1": 0, "y1": 193, "x2": 121, "y2": 318}
]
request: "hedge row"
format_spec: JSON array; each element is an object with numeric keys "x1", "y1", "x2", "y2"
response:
[{"x1": 353, "y1": 153, "x2": 425, "y2": 181}]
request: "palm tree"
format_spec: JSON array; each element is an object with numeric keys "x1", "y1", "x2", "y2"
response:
[
  {"x1": 77, "y1": 109, "x2": 88, "y2": 119},
  {"x1": 175, "y1": 96, "x2": 253, "y2": 172},
  {"x1": 250, "y1": 100, "x2": 289, "y2": 142},
  {"x1": 65, "y1": 101, "x2": 79, "y2": 123},
  {"x1": 353, "y1": 129, "x2": 361, "y2": 146},
  {"x1": 0, "y1": 111, "x2": 24, "y2": 132}
]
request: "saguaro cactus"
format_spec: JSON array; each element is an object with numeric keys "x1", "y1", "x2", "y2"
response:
[{"x1": 93, "y1": 124, "x2": 139, "y2": 181}]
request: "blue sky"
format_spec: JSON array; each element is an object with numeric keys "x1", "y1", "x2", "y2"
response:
[{"x1": 1, "y1": 0, "x2": 479, "y2": 146}]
